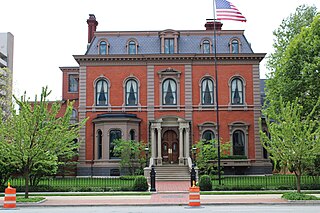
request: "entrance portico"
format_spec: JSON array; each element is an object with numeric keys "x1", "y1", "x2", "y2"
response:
[{"x1": 150, "y1": 117, "x2": 190, "y2": 166}]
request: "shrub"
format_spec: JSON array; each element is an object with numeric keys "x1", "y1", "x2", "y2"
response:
[
  {"x1": 199, "y1": 175, "x2": 212, "y2": 191},
  {"x1": 282, "y1": 192, "x2": 320, "y2": 200},
  {"x1": 133, "y1": 176, "x2": 148, "y2": 191}
]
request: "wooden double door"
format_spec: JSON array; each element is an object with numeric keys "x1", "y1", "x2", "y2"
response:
[{"x1": 162, "y1": 130, "x2": 179, "y2": 164}]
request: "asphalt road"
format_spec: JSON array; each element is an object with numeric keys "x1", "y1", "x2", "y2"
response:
[{"x1": 9, "y1": 205, "x2": 320, "y2": 213}]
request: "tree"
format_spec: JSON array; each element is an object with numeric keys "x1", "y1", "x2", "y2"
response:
[
  {"x1": 0, "y1": 87, "x2": 86, "y2": 198},
  {"x1": 194, "y1": 139, "x2": 230, "y2": 176},
  {"x1": 266, "y1": 6, "x2": 319, "y2": 118},
  {"x1": 260, "y1": 97, "x2": 320, "y2": 193},
  {"x1": 113, "y1": 139, "x2": 146, "y2": 175}
]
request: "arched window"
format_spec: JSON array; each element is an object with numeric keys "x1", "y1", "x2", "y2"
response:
[
  {"x1": 162, "y1": 79, "x2": 177, "y2": 105},
  {"x1": 201, "y1": 78, "x2": 214, "y2": 105},
  {"x1": 125, "y1": 79, "x2": 138, "y2": 106},
  {"x1": 97, "y1": 130, "x2": 102, "y2": 159},
  {"x1": 99, "y1": 41, "x2": 107, "y2": 55},
  {"x1": 233, "y1": 130, "x2": 245, "y2": 155},
  {"x1": 202, "y1": 130, "x2": 215, "y2": 143},
  {"x1": 231, "y1": 39, "x2": 239, "y2": 54},
  {"x1": 202, "y1": 40, "x2": 210, "y2": 54},
  {"x1": 129, "y1": 129, "x2": 135, "y2": 141},
  {"x1": 96, "y1": 79, "x2": 108, "y2": 106},
  {"x1": 109, "y1": 129, "x2": 122, "y2": 159},
  {"x1": 231, "y1": 78, "x2": 244, "y2": 105},
  {"x1": 128, "y1": 40, "x2": 137, "y2": 54}
]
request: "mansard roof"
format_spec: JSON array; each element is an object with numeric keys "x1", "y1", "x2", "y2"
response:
[{"x1": 85, "y1": 29, "x2": 254, "y2": 55}]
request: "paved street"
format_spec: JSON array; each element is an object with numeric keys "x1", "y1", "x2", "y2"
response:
[{"x1": 6, "y1": 205, "x2": 320, "y2": 213}]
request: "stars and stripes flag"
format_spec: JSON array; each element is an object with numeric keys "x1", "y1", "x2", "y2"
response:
[{"x1": 214, "y1": 0, "x2": 247, "y2": 22}]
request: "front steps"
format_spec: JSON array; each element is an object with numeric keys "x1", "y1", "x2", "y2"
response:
[{"x1": 154, "y1": 164, "x2": 190, "y2": 181}]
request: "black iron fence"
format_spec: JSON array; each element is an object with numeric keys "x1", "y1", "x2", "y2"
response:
[{"x1": 211, "y1": 175, "x2": 320, "y2": 190}]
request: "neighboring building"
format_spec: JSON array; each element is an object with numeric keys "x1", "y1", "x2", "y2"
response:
[
  {"x1": 60, "y1": 14, "x2": 272, "y2": 177},
  {"x1": 0, "y1": 32, "x2": 14, "y2": 117}
]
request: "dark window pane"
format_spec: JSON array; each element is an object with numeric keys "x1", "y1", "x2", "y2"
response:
[
  {"x1": 202, "y1": 78, "x2": 214, "y2": 105},
  {"x1": 96, "y1": 80, "x2": 108, "y2": 106},
  {"x1": 130, "y1": 129, "x2": 135, "y2": 141},
  {"x1": 231, "y1": 40, "x2": 239, "y2": 54},
  {"x1": 100, "y1": 41, "x2": 107, "y2": 55},
  {"x1": 110, "y1": 130, "x2": 122, "y2": 159},
  {"x1": 128, "y1": 41, "x2": 136, "y2": 54},
  {"x1": 97, "y1": 130, "x2": 102, "y2": 159},
  {"x1": 202, "y1": 130, "x2": 215, "y2": 143},
  {"x1": 231, "y1": 78, "x2": 243, "y2": 105},
  {"x1": 163, "y1": 79, "x2": 177, "y2": 105},
  {"x1": 233, "y1": 130, "x2": 245, "y2": 155},
  {"x1": 164, "y1": 38, "x2": 174, "y2": 54},
  {"x1": 203, "y1": 40, "x2": 210, "y2": 53},
  {"x1": 126, "y1": 79, "x2": 138, "y2": 106},
  {"x1": 68, "y1": 74, "x2": 78, "y2": 92}
]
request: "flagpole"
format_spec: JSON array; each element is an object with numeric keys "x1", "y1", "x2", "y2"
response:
[{"x1": 213, "y1": 0, "x2": 221, "y2": 185}]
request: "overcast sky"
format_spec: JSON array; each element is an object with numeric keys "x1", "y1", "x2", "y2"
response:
[{"x1": 1, "y1": 0, "x2": 320, "y2": 100}]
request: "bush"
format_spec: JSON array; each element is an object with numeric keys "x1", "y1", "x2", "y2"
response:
[
  {"x1": 133, "y1": 176, "x2": 148, "y2": 191},
  {"x1": 282, "y1": 192, "x2": 320, "y2": 200},
  {"x1": 199, "y1": 175, "x2": 212, "y2": 191}
]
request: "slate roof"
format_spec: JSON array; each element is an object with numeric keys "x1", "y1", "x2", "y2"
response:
[{"x1": 86, "y1": 30, "x2": 253, "y2": 55}]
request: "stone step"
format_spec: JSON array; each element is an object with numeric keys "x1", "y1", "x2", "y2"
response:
[{"x1": 154, "y1": 165, "x2": 190, "y2": 181}]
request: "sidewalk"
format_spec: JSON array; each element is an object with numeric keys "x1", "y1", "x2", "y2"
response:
[{"x1": 1, "y1": 181, "x2": 319, "y2": 207}]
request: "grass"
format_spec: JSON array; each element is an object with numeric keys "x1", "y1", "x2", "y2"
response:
[
  {"x1": 16, "y1": 197, "x2": 46, "y2": 203},
  {"x1": 282, "y1": 192, "x2": 320, "y2": 200}
]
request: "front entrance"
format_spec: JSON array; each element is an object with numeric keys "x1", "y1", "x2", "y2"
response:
[{"x1": 162, "y1": 130, "x2": 179, "y2": 164}]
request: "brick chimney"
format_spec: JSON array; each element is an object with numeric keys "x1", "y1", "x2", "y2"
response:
[
  {"x1": 87, "y1": 14, "x2": 98, "y2": 44},
  {"x1": 205, "y1": 21, "x2": 223, "y2": 31}
]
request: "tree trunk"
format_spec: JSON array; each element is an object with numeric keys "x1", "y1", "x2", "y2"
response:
[
  {"x1": 295, "y1": 167, "x2": 301, "y2": 193},
  {"x1": 24, "y1": 172, "x2": 29, "y2": 198}
]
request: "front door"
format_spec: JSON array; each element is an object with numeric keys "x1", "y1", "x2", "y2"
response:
[{"x1": 162, "y1": 130, "x2": 179, "y2": 164}]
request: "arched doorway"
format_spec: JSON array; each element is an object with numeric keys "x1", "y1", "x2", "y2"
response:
[{"x1": 162, "y1": 130, "x2": 179, "y2": 164}]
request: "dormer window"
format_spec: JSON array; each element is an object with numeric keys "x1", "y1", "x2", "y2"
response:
[
  {"x1": 159, "y1": 30, "x2": 180, "y2": 54},
  {"x1": 201, "y1": 39, "x2": 212, "y2": 54},
  {"x1": 229, "y1": 38, "x2": 241, "y2": 54},
  {"x1": 164, "y1": 38, "x2": 174, "y2": 54},
  {"x1": 127, "y1": 39, "x2": 138, "y2": 54},
  {"x1": 99, "y1": 40, "x2": 109, "y2": 55}
]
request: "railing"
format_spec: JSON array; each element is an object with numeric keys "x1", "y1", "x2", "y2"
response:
[
  {"x1": 211, "y1": 175, "x2": 320, "y2": 190},
  {"x1": 1, "y1": 177, "x2": 136, "y2": 192}
]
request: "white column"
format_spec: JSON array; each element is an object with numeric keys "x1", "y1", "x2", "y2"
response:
[
  {"x1": 157, "y1": 127, "x2": 162, "y2": 165},
  {"x1": 185, "y1": 128, "x2": 190, "y2": 159},
  {"x1": 179, "y1": 127, "x2": 184, "y2": 165},
  {"x1": 151, "y1": 127, "x2": 156, "y2": 160}
]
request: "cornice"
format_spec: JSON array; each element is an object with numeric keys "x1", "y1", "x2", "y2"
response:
[{"x1": 73, "y1": 53, "x2": 266, "y2": 66}]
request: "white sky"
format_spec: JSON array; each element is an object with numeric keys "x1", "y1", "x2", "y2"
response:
[{"x1": 1, "y1": 0, "x2": 320, "y2": 100}]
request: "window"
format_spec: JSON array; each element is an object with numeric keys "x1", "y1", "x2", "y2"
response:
[
  {"x1": 233, "y1": 130, "x2": 245, "y2": 155},
  {"x1": 201, "y1": 78, "x2": 214, "y2": 105},
  {"x1": 231, "y1": 78, "x2": 244, "y2": 105},
  {"x1": 162, "y1": 79, "x2": 177, "y2": 105},
  {"x1": 70, "y1": 109, "x2": 77, "y2": 124},
  {"x1": 128, "y1": 40, "x2": 137, "y2": 54},
  {"x1": 202, "y1": 130, "x2": 215, "y2": 143},
  {"x1": 125, "y1": 79, "x2": 138, "y2": 106},
  {"x1": 68, "y1": 74, "x2": 78, "y2": 92},
  {"x1": 202, "y1": 40, "x2": 211, "y2": 54},
  {"x1": 109, "y1": 130, "x2": 122, "y2": 159},
  {"x1": 96, "y1": 79, "x2": 108, "y2": 106},
  {"x1": 129, "y1": 129, "x2": 135, "y2": 141},
  {"x1": 231, "y1": 39, "x2": 239, "y2": 54},
  {"x1": 99, "y1": 41, "x2": 107, "y2": 55},
  {"x1": 164, "y1": 38, "x2": 174, "y2": 54},
  {"x1": 97, "y1": 130, "x2": 102, "y2": 159}
]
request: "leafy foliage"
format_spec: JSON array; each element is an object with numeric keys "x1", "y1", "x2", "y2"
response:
[
  {"x1": 199, "y1": 175, "x2": 212, "y2": 191},
  {"x1": 194, "y1": 139, "x2": 230, "y2": 175},
  {"x1": 113, "y1": 139, "x2": 146, "y2": 175},
  {"x1": 282, "y1": 192, "x2": 320, "y2": 200},
  {"x1": 133, "y1": 176, "x2": 148, "y2": 191},
  {"x1": 0, "y1": 87, "x2": 86, "y2": 197},
  {"x1": 260, "y1": 97, "x2": 320, "y2": 193}
]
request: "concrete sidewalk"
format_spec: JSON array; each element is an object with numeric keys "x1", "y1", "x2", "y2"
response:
[{"x1": 1, "y1": 181, "x2": 319, "y2": 207}]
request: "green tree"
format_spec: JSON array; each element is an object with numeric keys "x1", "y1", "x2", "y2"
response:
[
  {"x1": 260, "y1": 97, "x2": 320, "y2": 193},
  {"x1": 0, "y1": 87, "x2": 86, "y2": 198},
  {"x1": 266, "y1": 5, "x2": 319, "y2": 117},
  {"x1": 194, "y1": 139, "x2": 230, "y2": 176},
  {"x1": 113, "y1": 139, "x2": 146, "y2": 175}
]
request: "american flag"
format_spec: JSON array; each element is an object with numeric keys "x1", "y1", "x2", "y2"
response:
[{"x1": 214, "y1": 0, "x2": 247, "y2": 22}]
